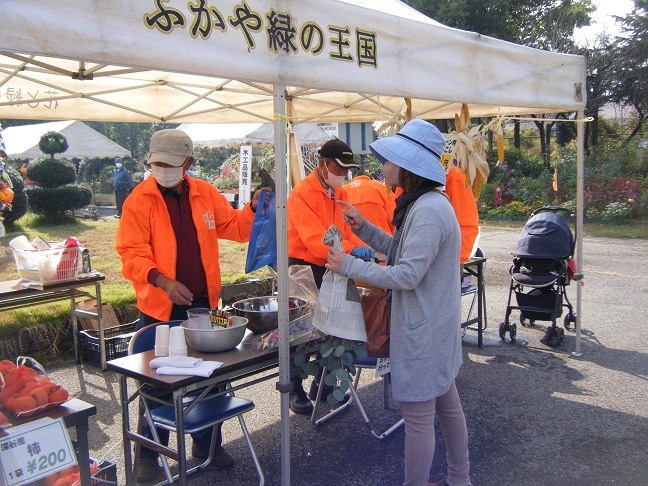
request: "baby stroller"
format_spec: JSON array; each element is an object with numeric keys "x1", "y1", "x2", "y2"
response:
[{"x1": 499, "y1": 207, "x2": 577, "y2": 346}]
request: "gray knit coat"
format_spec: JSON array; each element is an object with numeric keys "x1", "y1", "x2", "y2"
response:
[{"x1": 338, "y1": 191, "x2": 463, "y2": 402}]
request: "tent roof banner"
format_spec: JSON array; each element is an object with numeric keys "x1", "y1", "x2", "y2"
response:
[{"x1": 0, "y1": 0, "x2": 585, "y2": 124}]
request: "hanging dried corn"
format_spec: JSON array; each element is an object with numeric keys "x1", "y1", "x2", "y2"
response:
[{"x1": 450, "y1": 104, "x2": 490, "y2": 198}]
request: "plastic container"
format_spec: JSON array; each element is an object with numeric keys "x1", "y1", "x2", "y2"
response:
[{"x1": 12, "y1": 246, "x2": 81, "y2": 284}]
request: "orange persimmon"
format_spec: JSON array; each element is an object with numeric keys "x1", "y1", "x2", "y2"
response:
[
  {"x1": 12, "y1": 395, "x2": 37, "y2": 413},
  {"x1": 48, "y1": 388, "x2": 69, "y2": 403},
  {"x1": 30, "y1": 387, "x2": 49, "y2": 407}
]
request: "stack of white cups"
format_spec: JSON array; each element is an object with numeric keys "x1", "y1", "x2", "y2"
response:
[
  {"x1": 168, "y1": 327, "x2": 188, "y2": 356},
  {"x1": 154, "y1": 325, "x2": 170, "y2": 357}
]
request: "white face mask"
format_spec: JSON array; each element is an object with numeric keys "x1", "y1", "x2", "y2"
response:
[
  {"x1": 151, "y1": 165, "x2": 184, "y2": 188},
  {"x1": 323, "y1": 165, "x2": 346, "y2": 189},
  {"x1": 115, "y1": 163, "x2": 123, "y2": 169}
]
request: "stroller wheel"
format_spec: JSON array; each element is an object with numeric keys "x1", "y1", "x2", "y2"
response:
[
  {"x1": 556, "y1": 328, "x2": 565, "y2": 345},
  {"x1": 564, "y1": 312, "x2": 576, "y2": 331},
  {"x1": 564, "y1": 314, "x2": 572, "y2": 331},
  {"x1": 544, "y1": 326, "x2": 555, "y2": 344},
  {"x1": 520, "y1": 316, "x2": 527, "y2": 327},
  {"x1": 499, "y1": 322, "x2": 508, "y2": 340},
  {"x1": 509, "y1": 323, "x2": 517, "y2": 341}
]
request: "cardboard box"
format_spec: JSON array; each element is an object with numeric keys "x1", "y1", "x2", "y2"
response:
[{"x1": 76, "y1": 298, "x2": 120, "y2": 331}]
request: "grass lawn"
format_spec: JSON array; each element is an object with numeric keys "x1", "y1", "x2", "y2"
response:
[{"x1": 0, "y1": 213, "x2": 270, "y2": 340}]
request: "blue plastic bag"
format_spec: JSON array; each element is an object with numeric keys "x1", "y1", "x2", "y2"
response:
[{"x1": 245, "y1": 190, "x2": 277, "y2": 273}]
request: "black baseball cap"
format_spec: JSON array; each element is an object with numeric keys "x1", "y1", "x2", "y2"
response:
[{"x1": 319, "y1": 139, "x2": 359, "y2": 169}]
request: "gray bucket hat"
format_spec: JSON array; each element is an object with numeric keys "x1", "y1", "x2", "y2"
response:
[{"x1": 369, "y1": 119, "x2": 446, "y2": 185}]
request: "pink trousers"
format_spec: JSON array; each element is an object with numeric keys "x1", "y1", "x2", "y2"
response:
[{"x1": 401, "y1": 381, "x2": 471, "y2": 486}]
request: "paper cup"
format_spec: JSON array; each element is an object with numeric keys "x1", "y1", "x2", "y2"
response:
[
  {"x1": 168, "y1": 327, "x2": 187, "y2": 356},
  {"x1": 154, "y1": 325, "x2": 170, "y2": 356},
  {"x1": 169, "y1": 346, "x2": 188, "y2": 357}
]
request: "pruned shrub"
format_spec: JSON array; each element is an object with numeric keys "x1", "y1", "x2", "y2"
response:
[
  {"x1": 26, "y1": 158, "x2": 76, "y2": 188},
  {"x1": 38, "y1": 131, "x2": 69, "y2": 159},
  {"x1": 27, "y1": 185, "x2": 92, "y2": 218}
]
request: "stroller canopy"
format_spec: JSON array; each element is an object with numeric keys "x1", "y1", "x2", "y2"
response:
[{"x1": 515, "y1": 212, "x2": 573, "y2": 259}]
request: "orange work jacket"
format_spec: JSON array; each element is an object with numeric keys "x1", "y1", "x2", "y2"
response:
[
  {"x1": 116, "y1": 175, "x2": 254, "y2": 321},
  {"x1": 391, "y1": 171, "x2": 478, "y2": 263},
  {"x1": 445, "y1": 168, "x2": 479, "y2": 264},
  {"x1": 344, "y1": 175, "x2": 396, "y2": 234},
  {"x1": 287, "y1": 170, "x2": 363, "y2": 267}
]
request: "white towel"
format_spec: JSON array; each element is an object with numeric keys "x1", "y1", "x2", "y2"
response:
[
  {"x1": 156, "y1": 361, "x2": 223, "y2": 377},
  {"x1": 149, "y1": 356, "x2": 202, "y2": 369}
]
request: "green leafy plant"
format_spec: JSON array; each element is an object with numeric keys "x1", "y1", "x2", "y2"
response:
[
  {"x1": 292, "y1": 331, "x2": 368, "y2": 405},
  {"x1": 37, "y1": 131, "x2": 69, "y2": 159},
  {"x1": 1, "y1": 166, "x2": 27, "y2": 225},
  {"x1": 26, "y1": 158, "x2": 76, "y2": 188}
]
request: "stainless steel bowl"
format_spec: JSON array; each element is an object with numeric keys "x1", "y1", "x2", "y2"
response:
[
  {"x1": 232, "y1": 296, "x2": 308, "y2": 333},
  {"x1": 182, "y1": 316, "x2": 248, "y2": 352}
]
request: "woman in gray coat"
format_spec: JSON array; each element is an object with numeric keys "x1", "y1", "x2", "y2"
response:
[{"x1": 326, "y1": 119, "x2": 471, "y2": 486}]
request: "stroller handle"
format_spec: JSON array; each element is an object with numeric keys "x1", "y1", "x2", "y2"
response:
[{"x1": 530, "y1": 206, "x2": 574, "y2": 218}]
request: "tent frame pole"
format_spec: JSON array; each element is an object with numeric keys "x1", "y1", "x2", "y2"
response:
[
  {"x1": 573, "y1": 109, "x2": 584, "y2": 357},
  {"x1": 273, "y1": 84, "x2": 291, "y2": 485}
]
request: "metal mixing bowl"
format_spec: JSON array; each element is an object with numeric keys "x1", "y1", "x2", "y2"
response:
[
  {"x1": 232, "y1": 296, "x2": 308, "y2": 333},
  {"x1": 182, "y1": 316, "x2": 248, "y2": 352}
]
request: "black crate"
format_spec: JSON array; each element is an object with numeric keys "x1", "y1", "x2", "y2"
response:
[
  {"x1": 78, "y1": 322, "x2": 137, "y2": 366},
  {"x1": 92, "y1": 459, "x2": 117, "y2": 485}
]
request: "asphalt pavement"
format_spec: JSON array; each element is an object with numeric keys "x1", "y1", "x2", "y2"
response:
[{"x1": 46, "y1": 226, "x2": 648, "y2": 485}]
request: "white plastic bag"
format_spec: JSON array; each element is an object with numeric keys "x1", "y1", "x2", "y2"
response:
[{"x1": 312, "y1": 226, "x2": 367, "y2": 341}]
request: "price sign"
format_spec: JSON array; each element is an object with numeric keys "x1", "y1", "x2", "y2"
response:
[
  {"x1": 375, "y1": 357, "x2": 390, "y2": 377},
  {"x1": 440, "y1": 134, "x2": 459, "y2": 171},
  {"x1": 0, "y1": 417, "x2": 76, "y2": 486}
]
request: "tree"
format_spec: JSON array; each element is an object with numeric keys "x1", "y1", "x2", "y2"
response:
[
  {"x1": 26, "y1": 132, "x2": 91, "y2": 220},
  {"x1": 607, "y1": 0, "x2": 648, "y2": 142},
  {"x1": 403, "y1": 0, "x2": 593, "y2": 50},
  {"x1": 38, "y1": 131, "x2": 69, "y2": 159},
  {"x1": 85, "y1": 122, "x2": 178, "y2": 161}
]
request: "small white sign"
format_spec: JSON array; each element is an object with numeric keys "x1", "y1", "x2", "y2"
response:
[
  {"x1": 238, "y1": 145, "x2": 252, "y2": 209},
  {"x1": 0, "y1": 417, "x2": 76, "y2": 486},
  {"x1": 375, "y1": 357, "x2": 390, "y2": 377},
  {"x1": 441, "y1": 134, "x2": 459, "y2": 171}
]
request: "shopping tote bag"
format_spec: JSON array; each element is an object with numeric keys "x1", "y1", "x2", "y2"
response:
[{"x1": 245, "y1": 190, "x2": 277, "y2": 273}]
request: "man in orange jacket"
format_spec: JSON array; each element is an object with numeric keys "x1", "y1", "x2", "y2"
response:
[
  {"x1": 444, "y1": 166, "x2": 480, "y2": 266},
  {"x1": 345, "y1": 172, "x2": 396, "y2": 248},
  {"x1": 116, "y1": 129, "x2": 266, "y2": 482},
  {"x1": 287, "y1": 139, "x2": 374, "y2": 414}
]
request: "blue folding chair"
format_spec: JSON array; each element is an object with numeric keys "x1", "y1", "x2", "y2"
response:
[
  {"x1": 310, "y1": 356, "x2": 404, "y2": 440},
  {"x1": 128, "y1": 321, "x2": 264, "y2": 485}
]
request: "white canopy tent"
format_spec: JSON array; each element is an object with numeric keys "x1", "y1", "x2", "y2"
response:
[
  {"x1": 0, "y1": 1, "x2": 586, "y2": 484},
  {"x1": 176, "y1": 123, "x2": 264, "y2": 147},
  {"x1": 1, "y1": 120, "x2": 131, "y2": 159},
  {"x1": 177, "y1": 122, "x2": 331, "y2": 147}
]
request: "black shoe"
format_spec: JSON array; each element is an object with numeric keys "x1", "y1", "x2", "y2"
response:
[
  {"x1": 308, "y1": 380, "x2": 334, "y2": 401},
  {"x1": 309, "y1": 381, "x2": 351, "y2": 405},
  {"x1": 191, "y1": 441, "x2": 210, "y2": 460},
  {"x1": 211, "y1": 446, "x2": 234, "y2": 468},
  {"x1": 136, "y1": 459, "x2": 160, "y2": 483},
  {"x1": 289, "y1": 389, "x2": 313, "y2": 415}
]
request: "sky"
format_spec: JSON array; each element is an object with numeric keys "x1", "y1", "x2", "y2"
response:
[{"x1": 574, "y1": 0, "x2": 635, "y2": 45}]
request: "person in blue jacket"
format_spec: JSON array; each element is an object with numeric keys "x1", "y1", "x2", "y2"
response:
[{"x1": 112, "y1": 157, "x2": 131, "y2": 218}]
